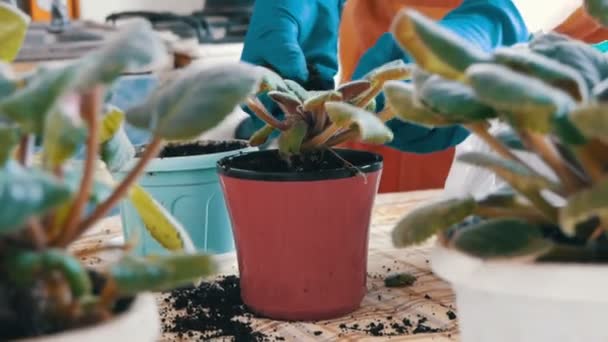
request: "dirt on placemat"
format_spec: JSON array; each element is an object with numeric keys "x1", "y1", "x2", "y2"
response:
[
  {"x1": 162, "y1": 275, "x2": 455, "y2": 340},
  {"x1": 162, "y1": 275, "x2": 274, "y2": 342}
]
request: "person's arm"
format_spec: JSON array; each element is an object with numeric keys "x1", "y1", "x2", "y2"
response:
[
  {"x1": 352, "y1": 0, "x2": 529, "y2": 154},
  {"x1": 237, "y1": 0, "x2": 344, "y2": 140},
  {"x1": 241, "y1": 0, "x2": 309, "y2": 83}
]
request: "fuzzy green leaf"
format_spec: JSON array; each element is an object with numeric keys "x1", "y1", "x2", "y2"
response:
[
  {"x1": 452, "y1": 218, "x2": 553, "y2": 259},
  {"x1": 593, "y1": 78, "x2": 608, "y2": 100},
  {"x1": 127, "y1": 63, "x2": 260, "y2": 140},
  {"x1": 249, "y1": 124, "x2": 275, "y2": 147},
  {"x1": 42, "y1": 98, "x2": 87, "y2": 169},
  {"x1": 418, "y1": 75, "x2": 496, "y2": 123},
  {"x1": 458, "y1": 152, "x2": 561, "y2": 194},
  {"x1": 338, "y1": 80, "x2": 372, "y2": 102},
  {"x1": 269, "y1": 91, "x2": 302, "y2": 116},
  {"x1": 303, "y1": 90, "x2": 342, "y2": 113},
  {"x1": 278, "y1": 119, "x2": 307, "y2": 155},
  {"x1": 560, "y1": 178, "x2": 608, "y2": 236},
  {"x1": 495, "y1": 130, "x2": 526, "y2": 151},
  {"x1": 0, "y1": 120, "x2": 19, "y2": 166},
  {"x1": 284, "y1": 79, "x2": 310, "y2": 102},
  {"x1": 257, "y1": 67, "x2": 289, "y2": 93},
  {"x1": 493, "y1": 47, "x2": 588, "y2": 100},
  {"x1": 383, "y1": 81, "x2": 447, "y2": 127},
  {"x1": 392, "y1": 197, "x2": 476, "y2": 247},
  {"x1": 363, "y1": 59, "x2": 411, "y2": 85},
  {"x1": 325, "y1": 102, "x2": 393, "y2": 144},
  {"x1": 569, "y1": 104, "x2": 608, "y2": 144},
  {"x1": 0, "y1": 161, "x2": 72, "y2": 235},
  {"x1": 99, "y1": 106, "x2": 135, "y2": 172},
  {"x1": 0, "y1": 3, "x2": 29, "y2": 62},
  {"x1": 391, "y1": 9, "x2": 489, "y2": 79},
  {"x1": 0, "y1": 65, "x2": 76, "y2": 134},
  {"x1": 73, "y1": 20, "x2": 167, "y2": 91},
  {"x1": 128, "y1": 184, "x2": 196, "y2": 252},
  {"x1": 466, "y1": 63, "x2": 576, "y2": 134},
  {"x1": 109, "y1": 254, "x2": 217, "y2": 296},
  {"x1": 530, "y1": 33, "x2": 608, "y2": 90},
  {"x1": 411, "y1": 66, "x2": 432, "y2": 91}
]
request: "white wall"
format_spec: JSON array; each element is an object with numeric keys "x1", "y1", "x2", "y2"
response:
[{"x1": 79, "y1": 0, "x2": 205, "y2": 23}]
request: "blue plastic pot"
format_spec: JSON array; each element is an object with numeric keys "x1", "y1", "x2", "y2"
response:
[{"x1": 116, "y1": 142, "x2": 256, "y2": 255}]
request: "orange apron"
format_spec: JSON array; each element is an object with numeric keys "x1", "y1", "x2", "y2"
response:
[{"x1": 338, "y1": 1, "x2": 608, "y2": 193}]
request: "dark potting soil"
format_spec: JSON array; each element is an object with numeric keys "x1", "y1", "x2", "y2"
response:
[
  {"x1": 137, "y1": 140, "x2": 249, "y2": 159},
  {"x1": 219, "y1": 149, "x2": 381, "y2": 174},
  {"x1": 163, "y1": 275, "x2": 453, "y2": 340},
  {"x1": 163, "y1": 275, "x2": 273, "y2": 342}
]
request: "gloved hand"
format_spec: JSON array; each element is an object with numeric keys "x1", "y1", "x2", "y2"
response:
[
  {"x1": 241, "y1": 0, "x2": 344, "y2": 90},
  {"x1": 352, "y1": 0, "x2": 529, "y2": 154},
  {"x1": 237, "y1": 0, "x2": 345, "y2": 140}
]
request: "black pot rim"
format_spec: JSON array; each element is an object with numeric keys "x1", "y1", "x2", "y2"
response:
[{"x1": 217, "y1": 149, "x2": 383, "y2": 181}]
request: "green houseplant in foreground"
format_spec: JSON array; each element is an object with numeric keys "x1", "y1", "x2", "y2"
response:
[
  {"x1": 385, "y1": 7, "x2": 608, "y2": 342},
  {"x1": 0, "y1": 6, "x2": 260, "y2": 340}
]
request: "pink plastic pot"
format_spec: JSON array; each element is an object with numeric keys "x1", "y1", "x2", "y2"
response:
[{"x1": 217, "y1": 149, "x2": 382, "y2": 321}]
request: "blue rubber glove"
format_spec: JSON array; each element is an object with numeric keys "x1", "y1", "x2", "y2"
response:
[
  {"x1": 238, "y1": 0, "x2": 345, "y2": 140},
  {"x1": 352, "y1": 0, "x2": 529, "y2": 154},
  {"x1": 241, "y1": 0, "x2": 344, "y2": 89}
]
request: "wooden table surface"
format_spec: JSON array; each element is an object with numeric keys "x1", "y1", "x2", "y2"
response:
[{"x1": 71, "y1": 189, "x2": 459, "y2": 341}]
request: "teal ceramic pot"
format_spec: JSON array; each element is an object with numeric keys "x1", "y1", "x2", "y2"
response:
[{"x1": 116, "y1": 140, "x2": 256, "y2": 255}]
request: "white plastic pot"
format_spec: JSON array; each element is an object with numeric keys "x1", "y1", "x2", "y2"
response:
[
  {"x1": 20, "y1": 294, "x2": 160, "y2": 342},
  {"x1": 431, "y1": 243, "x2": 608, "y2": 342}
]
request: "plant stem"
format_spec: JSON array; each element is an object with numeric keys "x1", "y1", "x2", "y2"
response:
[
  {"x1": 71, "y1": 136, "x2": 164, "y2": 243},
  {"x1": 465, "y1": 123, "x2": 524, "y2": 164},
  {"x1": 304, "y1": 123, "x2": 341, "y2": 149},
  {"x1": 56, "y1": 88, "x2": 101, "y2": 247},
  {"x1": 473, "y1": 205, "x2": 550, "y2": 224},
  {"x1": 245, "y1": 97, "x2": 289, "y2": 130},
  {"x1": 378, "y1": 106, "x2": 395, "y2": 123},
  {"x1": 26, "y1": 218, "x2": 46, "y2": 250},
  {"x1": 324, "y1": 128, "x2": 358, "y2": 147},
  {"x1": 354, "y1": 85, "x2": 381, "y2": 108},
  {"x1": 17, "y1": 134, "x2": 33, "y2": 166},
  {"x1": 519, "y1": 131, "x2": 583, "y2": 194},
  {"x1": 326, "y1": 147, "x2": 367, "y2": 182},
  {"x1": 577, "y1": 146, "x2": 605, "y2": 182}
]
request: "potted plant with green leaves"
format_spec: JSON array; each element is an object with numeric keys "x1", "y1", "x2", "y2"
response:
[
  {"x1": 0, "y1": 6, "x2": 260, "y2": 341},
  {"x1": 386, "y1": 7, "x2": 608, "y2": 342},
  {"x1": 217, "y1": 62, "x2": 409, "y2": 320},
  {"x1": 112, "y1": 86, "x2": 257, "y2": 256}
]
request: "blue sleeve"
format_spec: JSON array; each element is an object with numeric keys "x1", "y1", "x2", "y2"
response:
[{"x1": 352, "y1": 0, "x2": 529, "y2": 154}]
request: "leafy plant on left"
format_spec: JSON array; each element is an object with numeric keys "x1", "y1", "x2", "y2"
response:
[{"x1": 0, "y1": 6, "x2": 260, "y2": 339}]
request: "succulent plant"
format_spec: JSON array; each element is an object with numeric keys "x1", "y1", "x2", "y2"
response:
[
  {"x1": 388, "y1": 9, "x2": 608, "y2": 262},
  {"x1": 0, "y1": 6, "x2": 260, "y2": 338},
  {"x1": 244, "y1": 61, "x2": 410, "y2": 159}
]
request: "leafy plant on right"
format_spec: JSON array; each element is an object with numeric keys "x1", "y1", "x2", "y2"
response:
[{"x1": 387, "y1": 10, "x2": 608, "y2": 262}]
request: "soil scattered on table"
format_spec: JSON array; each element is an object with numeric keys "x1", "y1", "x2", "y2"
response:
[
  {"x1": 162, "y1": 275, "x2": 274, "y2": 342},
  {"x1": 162, "y1": 275, "x2": 454, "y2": 340},
  {"x1": 338, "y1": 315, "x2": 445, "y2": 337}
]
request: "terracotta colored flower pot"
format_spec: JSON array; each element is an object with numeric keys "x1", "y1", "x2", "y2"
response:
[{"x1": 217, "y1": 149, "x2": 382, "y2": 321}]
